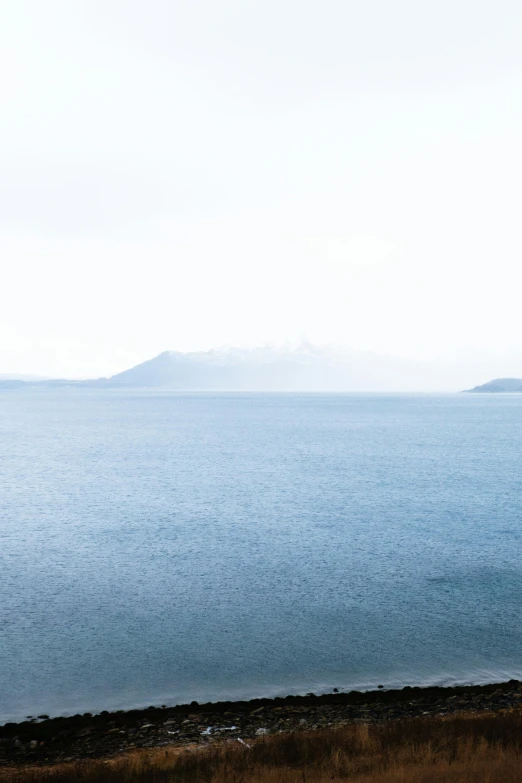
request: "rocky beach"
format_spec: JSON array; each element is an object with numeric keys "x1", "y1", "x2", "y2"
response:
[{"x1": 2, "y1": 680, "x2": 522, "y2": 767}]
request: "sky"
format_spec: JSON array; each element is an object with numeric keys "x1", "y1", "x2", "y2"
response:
[{"x1": 1, "y1": 0, "x2": 522, "y2": 379}]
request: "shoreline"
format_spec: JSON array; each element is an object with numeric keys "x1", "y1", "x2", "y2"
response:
[
  {"x1": 5, "y1": 670, "x2": 520, "y2": 727},
  {"x1": 2, "y1": 679, "x2": 522, "y2": 767}
]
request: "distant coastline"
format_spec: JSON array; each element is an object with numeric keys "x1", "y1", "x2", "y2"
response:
[{"x1": 4, "y1": 346, "x2": 521, "y2": 393}]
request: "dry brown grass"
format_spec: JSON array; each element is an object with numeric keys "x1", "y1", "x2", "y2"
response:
[{"x1": 3, "y1": 710, "x2": 522, "y2": 783}]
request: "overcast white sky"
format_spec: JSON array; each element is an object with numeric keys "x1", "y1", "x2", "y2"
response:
[{"x1": 1, "y1": 0, "x2": 522, "y2": 378}]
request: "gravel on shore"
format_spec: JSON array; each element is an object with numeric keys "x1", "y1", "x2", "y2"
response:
[{"x1": 2, "y1": 680, "x2": 522, "y2": 767}]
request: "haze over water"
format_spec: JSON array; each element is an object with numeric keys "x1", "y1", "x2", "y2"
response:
[{"x1": 1, "y1": 389, "x2": 522, "y2": 723}]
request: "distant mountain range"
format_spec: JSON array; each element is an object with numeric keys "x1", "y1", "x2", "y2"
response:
[
  {"x1": 0, "y1": 347, "x2": 422, "y2": 392},
  {"x1": 103, "y1": 347, "x2": 415, "y2": 391},
  {"x1": 464, "y1": 378, "x2": 522, "y2": 393},
  {"x1": 1, "y1": 347, "x2": 521, "y2": 392},
  {"x1": 0, "y1": 373, "x2": 47, "y2": 381}
]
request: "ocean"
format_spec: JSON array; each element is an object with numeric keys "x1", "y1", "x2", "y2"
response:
[{"x1": 1, "y1": 389, "x2": 522, "y2": 723}]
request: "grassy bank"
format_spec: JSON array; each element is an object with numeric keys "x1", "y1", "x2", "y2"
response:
[{"x1": 3, "y1": 709, "x2": 522, "y2": 782}]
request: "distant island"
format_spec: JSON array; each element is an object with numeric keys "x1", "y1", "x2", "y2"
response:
[{"x1": 464, "y1": 378, "x2": 522, "y2": 393}]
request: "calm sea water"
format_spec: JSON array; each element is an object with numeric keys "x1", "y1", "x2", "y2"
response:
[{"x1": 1, "y1": 390, "x2": 522, "y2": 722}]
